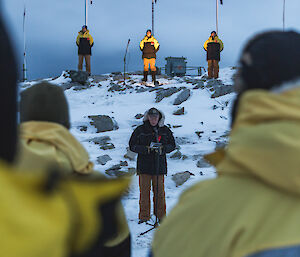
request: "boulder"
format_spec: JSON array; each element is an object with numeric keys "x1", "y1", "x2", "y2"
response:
[
  {"x1": 155, "y1": 87, "x2": 181, "y2": 103},
  {"x1": 172, "y1": 171, "x2": 195, "y2": 187},
  {"x1": 87, "y1": 136, "x2": 111, "y2": 146},
  {"x1": 173, "y1": 89, "x2": 191, "y2": 105},
  {"x1": 100, "y1": 143, "x2": 115, "y2": 150},
  {"x1": 170, "y1": 150, "x2": 182, "y2": 160},
  {"x1": 79, "y1": 126, "x2": 88, "y2": 132},
  {"x1": 193, "y1": 81, "x2": 205, "y2": 90},
  {"x1": 173, "y1": 107, "x2": 185, "y2": 115},
  {"x1": 68, "y1": 70, "x2": 89, "y2": 84},
  {"x1": 195, "y1": 131, "x2": 204, "y2": 138},
  {"x1": 135, "y1": 113, "x2": 144, "y2": 119},
  {"x1": 108, "y1": 83, "x2": 125, "y2": 92},
  {"x1": 124, "y1": 148, "x2": 137, "y2": 161},
  {"x1": 89, "y1": 115, "x2": 119, "y2": 133},
  {"x1": 97, "y1": 155, "x2": 112, "y2": 165}
]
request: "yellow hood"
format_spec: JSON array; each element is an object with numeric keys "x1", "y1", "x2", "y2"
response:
[
  {"x1": 213, "y1": 86, "x2": 300, "y2": 195},
  {"x1": 17, "y1": 121, "x2": 93, "y2": 174}
]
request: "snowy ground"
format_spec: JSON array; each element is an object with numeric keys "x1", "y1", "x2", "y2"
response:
[{"x1": 20, "y1": 68, "x2": 236, "y2": 257}]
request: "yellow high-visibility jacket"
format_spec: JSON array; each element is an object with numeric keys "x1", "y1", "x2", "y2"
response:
[
  {"x1": 16, "y1": 121, "x2": 93, "y2": 175},
  {"x1": 140, "y1": 36, "x2": 160, "y2": 59},
  {"x1": 204, "y1": 35, "x2": 224, "y2": 61},
  {"x1": 152, "y1": 86, "x2": 300, "y2": 257},
  {"x1": 76, "y1": 30, "x2": 94, "y2": 55},
  {"x1": 0, "y1": 160, "x2": 130, "y2": 257}
]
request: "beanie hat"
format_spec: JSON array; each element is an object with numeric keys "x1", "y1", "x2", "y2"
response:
[
  {"x1": 146, "y1": 29, "x2": 152, "y2": 34},
  {"x1": 82, "y1": 25, "x2": 88, "y2": 30},
  {"x1": 20, "y1": 82, "x2": 70, "y2": 129},
  {"x1": 236, "y1": 31, "x2": 300, "y2": 93},
  {"x1": 0, "y1": 13, "x2": 17, "y2": 163}
]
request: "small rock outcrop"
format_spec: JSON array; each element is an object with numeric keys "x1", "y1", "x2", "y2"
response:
[
  {"x1": 173, "y1": 107, "x2": 185, "y2": 116},
  {"x1": 68, "y1": 70, "x2": 89, "y2": 84},
  {"x1": 155, "y1": 87, "x2": 181, "y2": 103},
  {"x1": 97, "y1": 155, "x2": 112, "y2": 165},
  {"x1": 173, "y1": 89, "x2": 191, "y2": 105},
  {"x1": 89, "y1": 115, "x2": 119, "y2": 133}
]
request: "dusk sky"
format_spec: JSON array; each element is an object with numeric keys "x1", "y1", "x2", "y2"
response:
[{"x1": 2, "y1": 0, "x2": 300, "y2": 80}]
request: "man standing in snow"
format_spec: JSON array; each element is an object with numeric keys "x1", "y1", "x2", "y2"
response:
[
  {"x1": 76, "y1": 25, "x2": 94, "y2": 75},
  {"x1": 129, "y1": 108, "x2": 175, "y2": 224},
  {"x1": 140, "y1": 29, "x2": 160, "y2": 86},
  {"x1": 204, "y1": 31, "x2": 224, "y2": 79}
]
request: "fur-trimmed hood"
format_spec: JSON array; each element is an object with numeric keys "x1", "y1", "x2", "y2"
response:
[{"x1": 143, "y1": 108, "x2": 165, "y2": 127}]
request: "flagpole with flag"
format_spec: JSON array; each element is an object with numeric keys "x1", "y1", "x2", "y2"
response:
[
  {"x1": 23, "y1": 1, "x2": 27, "y2": 82},
  {"x1": 216, "y1": 0, "x2": 223, "y2": 34},
  {"x1": 85, "y1": 0, "x2": 93, "y2": 26},
  {"x1": 152, "y1": 0, "x2": 157, "y2": 35},
  {"x1": 283, "y1": 0, "x2": 286, "y2": 31}
]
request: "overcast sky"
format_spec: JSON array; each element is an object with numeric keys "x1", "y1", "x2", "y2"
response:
[{"x1": 2, "y1": 0, "x2": 300, "y2": 80}]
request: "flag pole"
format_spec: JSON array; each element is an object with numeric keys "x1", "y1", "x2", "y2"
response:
[
  {"x1": 283, "y1": 0, "x2": 286, "y2": 31},
  {"x1": 22, "y1": 1, "x2": 27, "y2": 82},
  {"x1": 216, "y1": 0, "x2": 219, "y2": 34},
  {"x1": 85, "y1": 0, "x2": 88, "y2": 26},
  {"x1": 152, "y1": 0, "x2": 154, "y2": 35}
]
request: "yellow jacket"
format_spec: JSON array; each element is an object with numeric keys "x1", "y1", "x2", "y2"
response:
[
  {"x1": 203, "y1": 35, "x2": 224, "y2": 51},
  {"x1": 0, "y1": 160, "x2": 130, "y2": 257},
  {"x1": 153, "y1": 86, "x2": 300, "y2": 257},
  {"x1": 76, "y1": 30, "x2": 94, "y2": 46},
  {"x1": 140, "y1": 35, "x2": 160, "y2": 59},
  {"x1": 16, "y1": 121, "x2": 93, "y2": 175}
]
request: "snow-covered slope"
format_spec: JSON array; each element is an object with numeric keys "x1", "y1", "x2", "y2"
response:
[{"x1": 20, "y1": 68, "x2": 237, "y2": 257}]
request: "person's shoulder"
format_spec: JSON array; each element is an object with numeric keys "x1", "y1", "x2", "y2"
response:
[
  {"x1": 133, "y1": 124, "x2": 146, "y2": 133},
  {"x1": 162, "y1": 125, "x2": 173, "y2": 133}
]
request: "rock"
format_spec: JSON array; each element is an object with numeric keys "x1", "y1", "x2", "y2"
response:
[
  {"x1": 195, "y1": 131, "x2": 204, "y2": 138},
  {"x1": 175, "y1": 137, "x2": 193, "y2": 145},
  {"x1": 89, "y1": 115, "x2": 119, "y2": 133},
  {"x1": 172, "y1": 125, "x2": 182, "y2": 128},
  {"x1": 105, "y1": 166, "x2": 135, "y2": 177},
  {"x1": 90, "y1": 75, "x2": 109, "y2": 83},
  {"x1": 172, "y1": 171, "x2": 195, "y2": 187},
  {"x1": 135, "y1": 113, "x2": 144, "y2": 119},
  {"x1": 79, "y1": 126, "x2": 87, "y2": 132},
  {"x1": 193, "y1": 81, "x2": 205, "y2": 90},
  {"x1": 108, "y1": 83, "x2": 125, "y2": 92},
  {"x1": 97, "y1": 155, "x2": 112, "y2": 165},
  {"x1": 100, "y1": 143, "x2": 115, "y2": 150},
  {"x1": 182, "y1": 155, "x2": 188, "y2": 160},
  {"x1": 196, "y1": 157, "x2": 211, "y2": 168},
  {"x1": 170, "y1": 150, "x2": 182, "y2": 159},
  {"x1": 136, "y1": 87, "x2": 149, "y2": 93},
  {"x1": 87, "y1": 136, "x2": 111, "y2": 146},
  {"x1": 60, "y1": 83, "x2": 73, "y2": 91},
  {"x1": 173, "y1": 107, "x2": 185, "y2": 116},
  {"x1": 173, "y1": 89, "x2": 191, "y2": 105},
  {"x1": 67, "y1": 70, "x2": 89, "y2": 84},
  {"x1": 155, "y1": 87, "x2": 181, "y2": 103},
  {"x1": 124, "y1": 148, "x2": 137, "y2": 161},
  {"x1": 120, "y1": 161, "x2": 128, "y2": 167}
]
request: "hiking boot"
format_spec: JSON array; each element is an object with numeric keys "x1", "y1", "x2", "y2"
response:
[{"x1": 142, "y1": 71, "x2": 148, "y2": 82}]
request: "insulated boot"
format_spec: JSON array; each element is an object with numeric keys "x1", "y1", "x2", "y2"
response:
[
  {"x1": 151, "y1": 71, "x2": 159, "y2": 86},
  {"x1": 142, "y1": 71, "x2": 148, "y2": 82}
]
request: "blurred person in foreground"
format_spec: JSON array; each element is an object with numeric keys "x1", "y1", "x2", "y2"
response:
[
  {"x1": 0, "y1": 11, "x2": 131, "y2": 257},
  {"x1": 151, "y1": 31, "x2": 300, "y2": 257}
]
